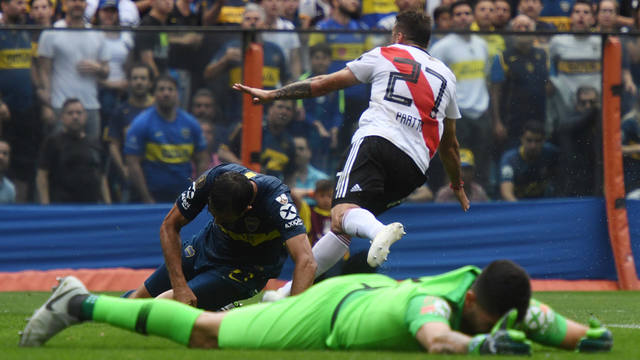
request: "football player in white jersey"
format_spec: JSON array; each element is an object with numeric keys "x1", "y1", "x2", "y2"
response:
[{"x1": 234, "y1": 10, "x2": 470, "y2": 301}]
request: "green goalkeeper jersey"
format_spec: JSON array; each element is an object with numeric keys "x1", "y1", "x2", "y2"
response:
[
  {"x1": 218, "y1": 266, "x2": 481, "y2": 350},
  {"x1": 326, "y1": 265, "x2": 480, "y2": 350}
]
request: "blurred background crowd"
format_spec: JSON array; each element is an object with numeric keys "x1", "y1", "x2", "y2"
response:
[{"x1": 1, "y1": 0, "x2": 640, "y2": 209}]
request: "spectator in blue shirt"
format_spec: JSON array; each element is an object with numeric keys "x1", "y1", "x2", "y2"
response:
[
  {"x1": 499, "y1": 121, "x2": 559, "y2": 201},
  {"x1": 124, "y1": 75, "x2": 209, "y2": 203}
]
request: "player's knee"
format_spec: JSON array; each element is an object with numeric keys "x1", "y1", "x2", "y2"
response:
[
  {"x1": 189, "y1": 312, "x2": 222, "y2": 349},
  {"x1": 127, "y1": 284, "x2": 152, "y2": 299}
]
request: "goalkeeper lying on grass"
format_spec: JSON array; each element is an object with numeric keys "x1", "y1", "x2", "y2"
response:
[{"x1": 20, "y1": 260, "x2": 612, "y2": 355}]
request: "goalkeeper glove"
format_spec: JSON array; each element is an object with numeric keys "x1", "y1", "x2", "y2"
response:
[
  {"x1": 576, "y1": 318, "x2": 613, "y2": 353},
  {"x1": 468, "y1": 309, "x2": 532, "y2": 356}
]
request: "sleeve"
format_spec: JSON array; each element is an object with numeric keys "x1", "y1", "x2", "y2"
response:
[
  {"x1": 122, "y1": 116, "x2": 147, "y2": 156},
  {"x1": 346, "y1": 47, "x2": 380, "y2": 84},
  {"x1": 37, "y1": 137, "x2": 56, "y2": 171},
  {"x1": 405, "y1": 295, "x2": 453, "y2": 336},
  {"x1": 269, "y1": 186, "x2": 307, "y2": 240},
  {"x1": 499, "y1": 152, "x2": 515, "y2": 182},
  {"x1": 490, "y1": 53, "x2": 506, "y2": 84},
  {"x1": 37, "y1": 31, "x2": 54, "y2": 58},
  {"x1": 193, "y1": 120, "x2": 207, "y2": 152},
  {"x1": 518, "y1": 298, "x2": 568, "y2": 347},
  {"x1": 299, "y1": 0, "x2": 315, "y2": 17},
  {"x1": 176, "y1": 168, "x2": 217, "y2": 219},
  {"x1": 97, "y1": 33, "x2": 111, "y2": 62},
  {"x1": 105, "y1": 108, "x2": 122, "y2": 142},
  {"x1": 134, "y1": 29, "x2": 155, "y2": 52},
  {"x1": 443, "y1": 71, "x2": 461, "y2": 119}
]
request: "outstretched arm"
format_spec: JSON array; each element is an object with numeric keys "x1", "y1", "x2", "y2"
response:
[
  {"x1": 519, "y1": 298, "x2": 613, "y2": 352},
  {"x1": 232, "y1": 67, "x2": 360, "y2": 104},
  {"x1": 438, "y1": 118, "x2": 469, "y2": 211}
]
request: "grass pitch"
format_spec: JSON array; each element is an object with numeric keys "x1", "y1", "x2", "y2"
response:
[{"x1": 1, "y1": 291, "x2": 639, "y2": 360}]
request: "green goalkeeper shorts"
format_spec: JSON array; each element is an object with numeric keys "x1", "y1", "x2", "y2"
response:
[{"x1": 217, "y1": 273, "x2": 396, "y2": 349}]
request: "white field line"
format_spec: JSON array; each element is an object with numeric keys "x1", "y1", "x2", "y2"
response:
[{"x1": 605, "y1": 324, "x2": 640, "y2": 329}]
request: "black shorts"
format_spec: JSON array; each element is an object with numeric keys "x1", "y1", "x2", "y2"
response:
[{"x1": 332, "y1": 136, "x2": 427, "y2": 216}]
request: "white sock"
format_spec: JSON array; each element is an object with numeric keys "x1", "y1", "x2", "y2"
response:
[
  {"x1": 279, "y1": 231, "x2": 350, "y2": 297},
  {"x1": 342, "y1": 208, "x2": 385, "y2": 240}
]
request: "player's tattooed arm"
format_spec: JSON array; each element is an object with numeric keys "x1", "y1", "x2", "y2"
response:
[{"x1": 273, "y1": 80, "x2": 312, "y2": 100}]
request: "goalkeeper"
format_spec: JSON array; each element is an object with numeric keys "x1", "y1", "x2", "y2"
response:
[{"x1": 20, "y1": 260, "x2": 612, "y2": 354}]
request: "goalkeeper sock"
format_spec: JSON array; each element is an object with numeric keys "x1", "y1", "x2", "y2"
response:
[
  {"x1": 342, "y1": 208, "x2": 384, "y2": 240},
  {"x1": 71, "y1": 294, "x2": 203, "y2": 346}
]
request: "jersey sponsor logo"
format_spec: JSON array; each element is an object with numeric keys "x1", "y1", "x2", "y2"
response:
[
  {"x1": 285, "y1": 218, "x2": 303, "y2": 229},
  {"x1": 145, "y1": 143, "x2": 195, "y2": 163},
  {"x1": 219, "y1": 225, "x2": 281, "y2": 246},
  {"x1": 244, "y1": 171, "x2": 257, "y2": 179},
  {"x1": 0, "y1": 48, "x2": 32, "y2": 69},
  {"x1": 420, "y1": 296, "x2": 451, "y2": 319},
  {"x1": 183, "y1": 245, "x2": 196, "y2": 258},
  {"x1": 244, "y1": 216, "x2": 260, "y2": 232},
  {"x1": 181, "y1": 128, "x2": 191, "y2": 139},
  {"x1": 449, "y1": 60, "x2": 486, "y2": 81},
  {"x1": 275, "y1": 194, "x2": 289, "y2": 205},
  {"x1": 501, "y1": 165, "x2": 514, "y2": 180},
  {"x1": 556, "y1": 59, "x2": 601, "y2": 75},
  {"x1": 279, "y1": 203, "x2": 298, "y2": 220},
  {"x1": 380, "y1": 46, "x2": 441, "y2": 158}
]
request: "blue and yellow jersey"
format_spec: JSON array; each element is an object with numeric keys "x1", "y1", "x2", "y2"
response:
[
  {"x1": 538, "y1": 0, "x2": 573, "y2": 31},
  {"x1": 0, "y1": 30, "x2": 34, "y2": 111},
  {"x1": 205, "y1": 0, "x2": 250, "y2": 25},
  {"x1": 212, "y1": 39, "x2": 288, "y2": 122},
  {"x1": 360, "y1": 0, "x2": 398, "y2": 29},
  {"x1": 309, "y1": 18, "x2": 371, "y2": 99},
  {"x1": 176, "y1": 163, "x2": 306, "y2": 273},
  {"x1": 499, "y1": 144, "x2": 560, "y2": 199},
  {"x1": 123, "y1": 106, "x2": 206, "y2": 195},
  {"x1": 104, "y1": 97, "x2": 154, "y2": 144}
]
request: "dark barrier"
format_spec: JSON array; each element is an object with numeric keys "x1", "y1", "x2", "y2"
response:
[{"x1": 0, "y1": 198, "x2": 637, "y2": 280}]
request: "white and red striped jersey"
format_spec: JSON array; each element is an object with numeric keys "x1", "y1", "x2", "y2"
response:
[{"x1": 346, "y1": 43, "x2": 461, "y2": 174}]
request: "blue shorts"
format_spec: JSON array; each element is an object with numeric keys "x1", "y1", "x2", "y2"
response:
[{"x1": 144, "y1": 224, "x2": 272, "y2": 310}]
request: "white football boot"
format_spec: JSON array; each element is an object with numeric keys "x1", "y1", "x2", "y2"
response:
[
  {"x1": 19, "y1": 276, "x2": 89, "y2": 347},
  {"x1": 367, "y1": 222, "x2": 406, "y2": 267},
  {"x1": 261, "y1": 286, "x2": 289, "y2": 303}
]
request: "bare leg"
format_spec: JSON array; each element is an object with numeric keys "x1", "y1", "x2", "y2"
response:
[{"x1": 189, "y1": 311, "x2": 227, "y2": 348}]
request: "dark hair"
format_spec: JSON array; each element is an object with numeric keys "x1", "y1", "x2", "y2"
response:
[
  {"x1": 314, "y1": 179, "x2": 334, "y2": 194},
  {"x1": 309, "y1": 43, "x2": 332, "y2": 58},
  {"x1": 473, "y1": 0, "x2": 494, "y2": 10},
  {"x1": 572, "y1": 0, "x2": 594, "y2": 15},
  {"x1": 127, "y1": 62, "x2": 154, "y2": 82},
  {"x1": 577, "y1": 85, "x2": 598, "y2": 98},
  {"x1": 433, "y1": 5, "x2": 450, "y2": 21},
  {"x1": 449, "y1": 0, "x2": 472, "y2": 15},
  {"x1": 395, "y1": 10, "x2": 432, "y2": 48},
  {"x1": 208, "y1": 172, "x2": 254, "y2": 215},
  {"x1": 521, "y1": 120, "x2": 545, "y2": 136},
  {"x1": 61, "y1": 98, "x2": 83, "y2": 111},
  {"x1": 596, "y1": 0, "x2": 618, "y2": 15},
  {"x1": 192, "y1": 88, "x2": 215, "y2": 102},
  {"x1": 153, "y1": 75, "x2": 178, "y2": 92},
  {"x1": 472, "y1": 260, "x2": 531, "y2": 322}
]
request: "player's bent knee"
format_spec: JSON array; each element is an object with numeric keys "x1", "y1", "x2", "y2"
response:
[
  {"x1": 128, "y1": 284, "x2": 152, "y2": 299},
  {"x1": 189, "y1": 312, "x2": 224, "y2": 349},
  {"x1": 331, "y1": 203, "x2": 360, "y2": 234}
]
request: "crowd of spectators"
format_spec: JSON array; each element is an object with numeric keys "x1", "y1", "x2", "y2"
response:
[{"x1": 1, "y1": 0, "x2": 640, "y2": 206}]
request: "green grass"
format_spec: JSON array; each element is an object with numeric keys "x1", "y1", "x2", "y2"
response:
[{"x1": 1, "y1": 291, "x2": 639, "y2": 360}]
